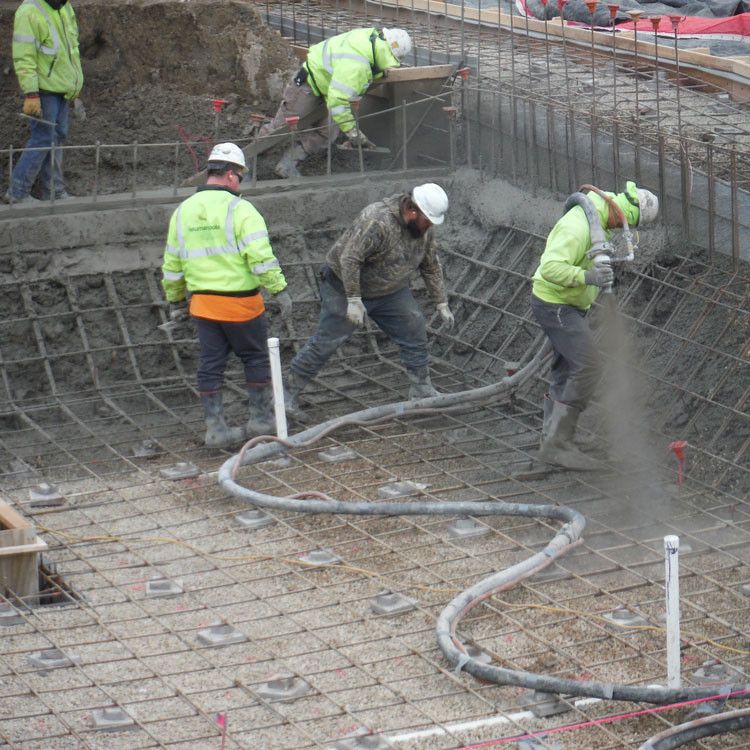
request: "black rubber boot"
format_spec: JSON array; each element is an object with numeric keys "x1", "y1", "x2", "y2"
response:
[
  {"x1": 539, "y1": 400, "x2": 601, "y2": 471},
  {"x1": 284, "y1": 370, "x2": 310, "y2": 422},
  {"x1": 540, "y1": 393, "x2": 554, "y2": 449},
  {"x1": 201, "y1": 392, "x2": 245, "y2": 448},
  {"x1": 406, "y1": 365, "x2": 439, "y2": 400},
  {"x1": 246, "y1": 384, "x2": 275, "y2": 437}
]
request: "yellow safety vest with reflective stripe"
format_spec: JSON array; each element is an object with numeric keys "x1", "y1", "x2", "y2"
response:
[
  {"x1": 305, "y1": 27, "x2": 401, "y2": 133},
  {"x1": 12, "y1": 0, "x2": 83, "y2": 98},
  {"x1": 161, "y1": 186, "x2": 287, "y2": 303}
]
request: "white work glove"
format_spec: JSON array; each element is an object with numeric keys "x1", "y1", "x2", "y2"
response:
[
  {"x1": 73, "y1": 98, "x2": 86, "y2": 121},
  {"x1": 584, "y1": 261, "x2": 614, "y2": 288},
  {"x1": 436, "y1": 302, "x2": 455, "y2": 329},
  {"x1": 346, "y1": 127, "x2": 376, "y2": 149},
  {"x1": 168, "y1": 300, "x2": 189, "y2": 322},
  {"x1": 346, "y1": 296, "x2": 367, "y2": 327},
  {"x1": 273, "y1": 289, "x2": 293, "y2": 320}
]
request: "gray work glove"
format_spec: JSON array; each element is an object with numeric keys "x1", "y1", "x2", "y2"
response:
[
  {"x1": 273, "y1": 289, "x2": 293, "y2": 319},
  {"x1": 346, "y1": 127, "x2": 376, "y2": 150},
  {"x1": 584, "y1": 261, "x2": 614, "y2": 288},
  {"x1": 169, "y1": 300, "x2": 189, "y2": 321},
  {"x1": 346, "y1": 296, "x2": 366, "y2": 327},
  {"x1": 436, "y1": 302, "x2": 455, "y2": 329}
]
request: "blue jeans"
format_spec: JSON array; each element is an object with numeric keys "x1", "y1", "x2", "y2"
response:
[
  {"x1": 290, "y1": 269, "x2": 430, "y2": 381},
  {"x1": 10, "y1": 92, "x2": 69, "y2": 199},
  {"x1": 530, "y1": 294, "x2": 600, "y2": 411},
  {"x1": 195, "y1": 313, "x2": 270, "y2": 393}
]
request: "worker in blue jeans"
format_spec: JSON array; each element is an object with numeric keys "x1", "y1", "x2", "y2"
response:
[{"x1": 7, "y1": 0, "x2": 83, "y2": 203}]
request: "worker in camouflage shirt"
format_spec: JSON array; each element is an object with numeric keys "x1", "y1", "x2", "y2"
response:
[{"x1": 285, "y1": 183, "x2": 455, "y2": 417}]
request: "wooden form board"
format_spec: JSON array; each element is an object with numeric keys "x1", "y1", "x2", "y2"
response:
[{"x1": 0, "y1": 503, "x2": 45, "y2": 599}]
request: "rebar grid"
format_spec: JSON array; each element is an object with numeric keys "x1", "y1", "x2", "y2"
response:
[{"x1": 2, "y1": 185, "x2": 749, "y2": 748}]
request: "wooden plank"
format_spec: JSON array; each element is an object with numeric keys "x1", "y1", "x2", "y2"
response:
[
  {"x1": 0, "y1": 536, "x2": 46, "y2": 599},
  {"x1": 0, "y1": 503, "x2": 35, "y2": 547},
  {"x1": 383, "y1": 64, "x2": 454, "y2": 82}
]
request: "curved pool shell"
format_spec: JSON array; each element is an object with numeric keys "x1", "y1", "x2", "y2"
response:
[{"x1": 0, "y1": 169, "x2": 748, "y2": 749}]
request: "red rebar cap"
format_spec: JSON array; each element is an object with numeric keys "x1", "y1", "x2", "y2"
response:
[
  {"x1": 557, "y1": 0, "x2": 568, "y2": 9},
  {"x1": 251, "y1": 114, "x2": 265, "y2": 123},
  {"x1": 607, "y1": 3, "x2": 620, "y2": 17},
  {"x1": 210, "y1": 99, "x2": 228, "y2": 114},
  {"x1": 285, "y1": 116, "x2": 300, "y2": 130},
  {"x1": 669, "y1": 440, "x2": 687, "y2": 461},
  {"x1": 649, "y1": 14, "x2": 662, "y2": 29},
  {"x1": 668, "y1": 14, "x2": 684, "y2": 29},
  {"x1": 457, "y1": 67, "x2": 470, "y2": 81},
  {"x1": 585, "y1": 0, "x2": 598, "y2": 15},
  {"x1": 442, "y1": 105, "x2": 458, "y2": 117}
]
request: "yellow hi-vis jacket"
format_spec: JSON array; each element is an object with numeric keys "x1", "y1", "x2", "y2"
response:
[
  {"x1": 12, "y1": 0, "x2": 83, "y2": 98},
  {"x1": 531, "y1": 191, "x2": 615, "y2": 310},
  {"x1": 161, "y1": 186, "x2": 287, "y2": 320},
  {"x1": 304, "y1": 27, "x2": 401, "y2": 134}
]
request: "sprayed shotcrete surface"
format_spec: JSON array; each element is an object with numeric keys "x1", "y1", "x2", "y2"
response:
[{"x1": 0, "y1": 170, "x2": 749, "y2": 749}]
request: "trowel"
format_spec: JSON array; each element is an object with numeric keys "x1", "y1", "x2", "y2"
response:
[{"x1": 336, "y1": 142, "x2": 391, "y2": 155}]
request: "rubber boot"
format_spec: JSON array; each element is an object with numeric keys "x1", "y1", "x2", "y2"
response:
[
  {"x1": 284, "y1": 370, "x2": 310, "y2": 422},
  {"x1": 201, "y1": 392, "x2": 245, "y2": 448},
  {"x1": 274, "y1": 144, "x2": 306, "y2": 178},
  {"x1": 246, "y1": 384, "x2": 275, "y2": 437},
  {"x1": 406, "y1": 365, "x2": 440, "y2": 400},
  {"x1": 538, "y1": 400, "x2": 602, "y2": 471},
  {"x1": 540, "y1": 393, "x2": 554, "y2": 449}
]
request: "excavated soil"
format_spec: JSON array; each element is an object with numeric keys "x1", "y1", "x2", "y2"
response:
[{"x1": 0, "y1": 0, "x2": 300, "y2": 196}]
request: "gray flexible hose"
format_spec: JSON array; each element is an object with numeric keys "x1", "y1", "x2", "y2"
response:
[
  {"x1": 218, "y1": 340, "x2": 748, "y2": 707},
  {"x1": 638, "y1": 707, "x2": 750, "y2": 749}
]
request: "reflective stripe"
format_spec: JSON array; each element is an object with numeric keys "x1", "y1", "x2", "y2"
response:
[
  {"x1": 225, "y1": 197, "x2": 242, "y2": 248},
  {"x1": 238, "y1": 229, "x2": 269, "y2": 253},
  {"x1": 13, "y1": 33, "x2": 37, "y2": 43},
  {"x1": 22, "y1": 0, "x2": 60, "y2": 55},
  {"x1": 321, "y1": 39, "x2": 333, "y2": 74},
  {"x1": 163, "y1": 270, "x2": 183, "y2": 280},
  {"x1": 252, "y1": 258, "x2": 280, "y2": 275},
  {"x1": 330, "y1": 52, "x2": 370, "y2": 66},
  {"x1": 330, "y1": 104, "x2": 350, "y2": 116},
  {"x1": 330, "y1": 80, "x2": 360, "y2": 98},
  {"x1": 165, "y1": 243, "x2": 180, "y2": 256}
]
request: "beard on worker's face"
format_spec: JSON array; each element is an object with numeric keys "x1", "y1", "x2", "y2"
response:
[{"x1": 406, "y1": 219, "x2": 424, "y2": 238}]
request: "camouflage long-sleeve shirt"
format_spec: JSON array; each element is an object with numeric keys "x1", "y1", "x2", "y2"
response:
[{"x1": 326, "y1": 194, "x2": 448, "y2": 303}]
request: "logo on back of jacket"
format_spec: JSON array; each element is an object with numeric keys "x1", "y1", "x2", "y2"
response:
[{"x1": 189, "y1": 225, "x2": 221, "y2": 232}]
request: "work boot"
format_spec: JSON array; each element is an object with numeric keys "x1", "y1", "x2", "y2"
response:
[
  {"x1": 539, "y1": 400, "x2": 601, "y2": 471},
  {"x1": 246, "y1": 384, "x2": 275, "y2": 437},
  {"x1": 540, "y1": 393, "x2": 554, "y2": 449},
  {"x1": 283, "y1": 370, "x2": 310, "y2": 422},
  {"x1": 4, "y1": 191, "x2": 40, "y2": 205},
  {"x1": 273, "y1": 144, "x2": 306, "y2": 179},
  {"x1": 201, "y1": 391, "x2": 245, "y2": 449},
  {"x1": 406, "y1": 365, "x2": 440, "y2": 400}
]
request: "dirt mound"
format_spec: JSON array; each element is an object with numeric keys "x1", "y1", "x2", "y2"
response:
[{"x1": 0, "y1": 0, "x2": 298, "y2": 195}]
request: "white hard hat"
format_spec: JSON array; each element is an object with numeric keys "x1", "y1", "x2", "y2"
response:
[
  {"x1": 412, "y1": 183, "x2": 448, "y2": 225},
  {"x1": 382, "y1": 28, "x2": 413, "y2": 61},
  {"x1": 208, "y1": 142, "x2": 248, "y2": 172},
  {"x1": 636, "y1": 188, "x2": 658, "y2": 225}
]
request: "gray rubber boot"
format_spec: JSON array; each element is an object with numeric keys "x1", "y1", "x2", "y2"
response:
[
  {"x1": 284, "y1": 370, "x2": 310, "y2": 422},
  {"x1": 246, "y1": 384, "x2": 275, "y2": 437},
  {"x1": 274, "y1": 144, "x2": 306, "y2": 178},
  {"x1": 201, "y1": 392, "x2": 246, "y2": 448},
  {"x1": 540, "y1": 393, "x2": 554, "y2": 449},
  {"x1": 539, "y1": 400, "x2": 602, "y2": 471},
  {"x1": 406, "y1": 365, "x2": 440, "y2": 400}
]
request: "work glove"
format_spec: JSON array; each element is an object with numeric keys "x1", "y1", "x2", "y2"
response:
[
  {"x1": 584, "y1": 261, "x2": 614, "y2": 288},
  {"x1": 168, "y1": 300, "x2": 190, "y2": 322},
  {"x1": 346, "y1": 127, "x2": 376, "y2": 150},
  {"x1": 23, "y1": 95, "x2": 41, "y2": 118},
  {"x1": 346, "y1": 296, "x2": 367, "y2": 327},
  {"x1": 436, "y1": 302, "x2": 455, "y2": 329},
  {"x1": 273, "y1": 289, "x2": 293, "y2": 320}
]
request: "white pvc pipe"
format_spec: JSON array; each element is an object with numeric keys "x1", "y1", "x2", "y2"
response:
[
  {"x1": 664, "y1": 534, "x2": 681, "y2": 688},
  {"x1": 267, "y1": 337, "x2": 288, "y2": 440}
]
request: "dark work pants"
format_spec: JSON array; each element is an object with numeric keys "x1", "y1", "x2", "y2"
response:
[
  {"x1": 290, "y1": 269, "x2": 430, "y2": 381},
  {"x1": 195, "y1": 314, "x2": 270, "y2": 393},
  {"x1": 530, "y1": 294, "x2": 600, "y2": 411}
]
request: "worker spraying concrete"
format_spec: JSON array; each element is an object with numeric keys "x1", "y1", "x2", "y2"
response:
[{"x1": 530, "y1": 181, "x2": 659, "y2": 470}]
